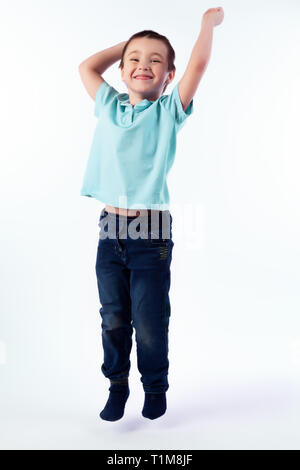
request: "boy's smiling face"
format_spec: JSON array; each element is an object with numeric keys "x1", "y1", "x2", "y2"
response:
[{"x1": 121, "y1": 37, "x2": 175, "y2": 106}]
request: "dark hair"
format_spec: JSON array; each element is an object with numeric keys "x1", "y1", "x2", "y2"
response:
[{"x1": 118, "y1": 30, "x2": 176, "y2": 94}]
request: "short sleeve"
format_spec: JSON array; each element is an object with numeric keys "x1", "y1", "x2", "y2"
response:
[
  {"x1": 161, "y1": 82, "x2": 194, "y2": 132},
  {"x1": 94, "y1": 80, "x2": 119, "y2": 117}
]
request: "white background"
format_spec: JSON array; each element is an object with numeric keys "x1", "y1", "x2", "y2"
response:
[{"x1": 1, "y1": 0, "x2": 300, "y2": 450}]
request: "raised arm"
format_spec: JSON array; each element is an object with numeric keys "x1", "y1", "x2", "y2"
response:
[
  {"x1": 78, "y1": 41, "x2": 127, "y2": 100},
  {"x1": 177, "y1": 7, "x2": 224, "y2": 112},
  {"x1": 79, "y1": 41, "x2": 127, "y2": 74}
]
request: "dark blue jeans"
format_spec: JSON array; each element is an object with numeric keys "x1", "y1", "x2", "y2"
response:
[{"x1": 95, "y1": 208, "x2": 174, "y2": 394}]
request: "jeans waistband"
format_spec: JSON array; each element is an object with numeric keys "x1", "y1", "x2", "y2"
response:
[
  {"x1": 99, "y1": 208, "x2": 173, "y2": 239},
  {"x1": 100, "y1": 208, "x2": 172, "y2": 222}
]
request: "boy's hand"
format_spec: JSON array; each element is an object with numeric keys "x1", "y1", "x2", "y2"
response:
[{"x1": 203, "y1": 7, "x2": 224, "y2": 27}]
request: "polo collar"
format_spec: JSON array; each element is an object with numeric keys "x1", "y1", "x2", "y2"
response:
[{"x1": 117, "y1": 93, "x2": 154, "y2": 111}]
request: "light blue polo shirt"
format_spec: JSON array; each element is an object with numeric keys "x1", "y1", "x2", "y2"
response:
[{"x1": 80, "y1": 80, "x2": 194, "y2": 210}]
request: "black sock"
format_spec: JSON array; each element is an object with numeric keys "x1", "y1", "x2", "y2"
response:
[
  {"x1": 99, "y1": 381, "x2": 130, "y2": 421},
  {"x1": 142, "y1": 392, "x2": 167, "y2": 420}
]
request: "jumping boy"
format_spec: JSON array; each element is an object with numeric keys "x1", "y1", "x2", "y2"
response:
[{"x1": 79, "y1": 7, "x2": 224, "y2": 421}]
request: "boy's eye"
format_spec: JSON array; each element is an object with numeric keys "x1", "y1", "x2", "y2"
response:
[{"x1": 130, "y1": 59, "x2": 160, "y2": 63}]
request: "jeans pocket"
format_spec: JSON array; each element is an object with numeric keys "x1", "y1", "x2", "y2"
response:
[{"x1": 148, "y1": 228, "x2": 171, "y2": 245}]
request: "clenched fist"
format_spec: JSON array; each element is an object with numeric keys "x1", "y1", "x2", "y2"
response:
[{"x1": 203, "y1": 7, "x2": 224, "y2": 27}]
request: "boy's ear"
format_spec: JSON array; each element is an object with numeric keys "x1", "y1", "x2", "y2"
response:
[{"x1": 166, "y1": 70, "x2": 175, "y2": 87}]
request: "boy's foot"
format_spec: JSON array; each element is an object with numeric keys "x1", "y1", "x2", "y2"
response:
[
  {"x1": 142, "y1": 392, "x2": 167, "y2": 420},
  {"x1": 99, "y1": 381, "x2": 130, "y2": 421}
]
